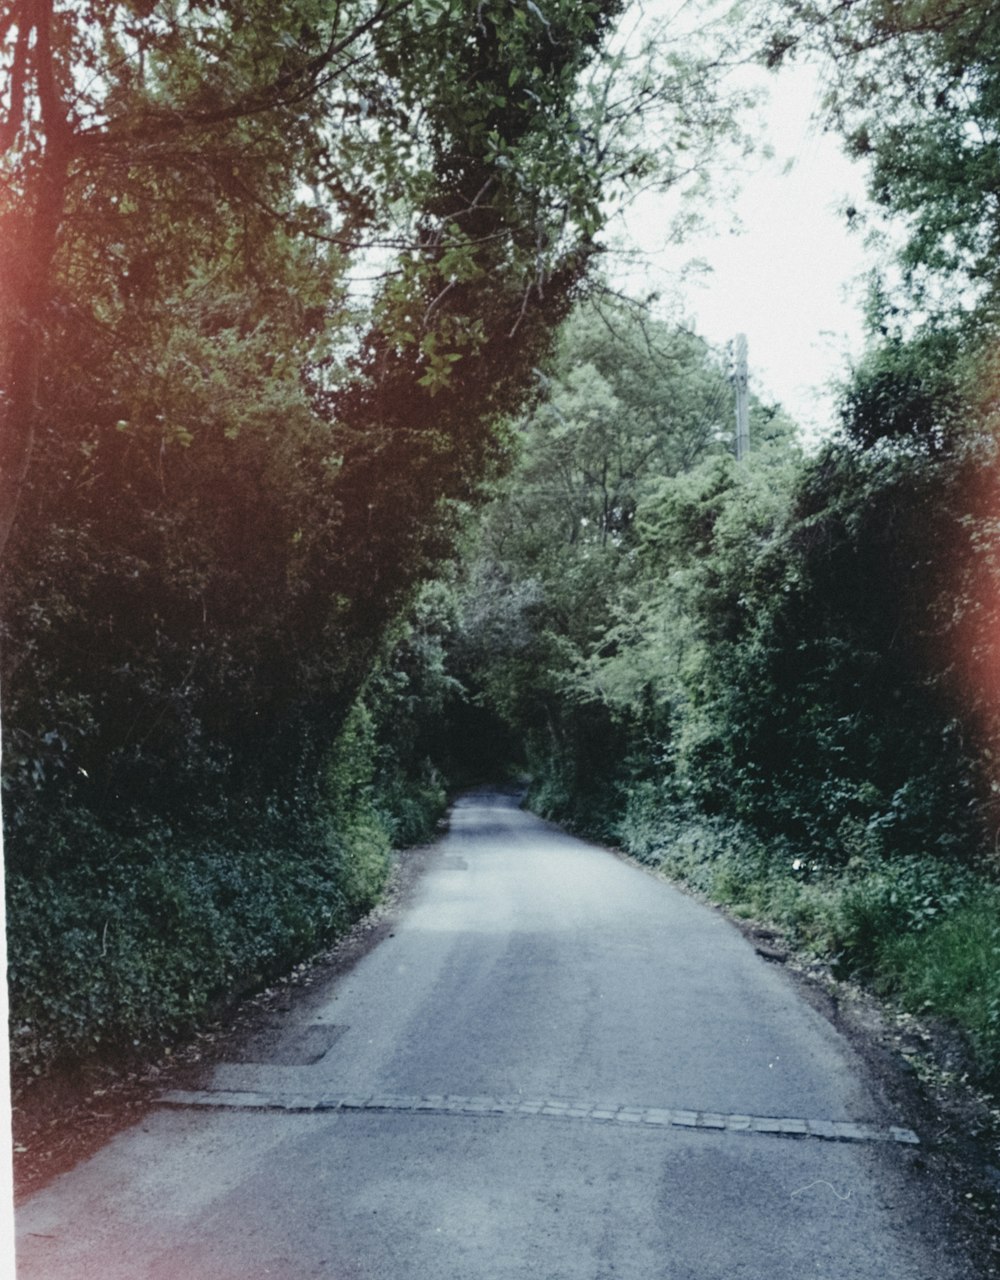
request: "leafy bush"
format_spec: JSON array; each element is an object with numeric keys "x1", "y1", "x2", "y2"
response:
[
  {"x1": 6, "y1": 673, "x2": 448, "y2": 1073},
  {"x1": 880, "y1": 893, "x2": 1000, "y2": 1080},
  {"x1": 830, "y1": 857, "x2": 977, "y2": 978},
  {"x1": 7, "y1": 800, "x2": 402, "y2": 1074},
  {"x1": 7, "y1": 826, "x2": 350, "y2": 1070},
  {"x1": 621, "y1": 799, "x2": 1000, "y2": 1081}
]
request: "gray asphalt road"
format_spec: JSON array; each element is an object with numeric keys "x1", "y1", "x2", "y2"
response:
[{"x1": 16, "y1": 789, "x2": 966, "y2": 1278}]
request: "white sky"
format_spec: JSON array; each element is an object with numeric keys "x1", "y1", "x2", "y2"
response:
[{"x1": 613, "y1": 59, "x2": 877, "y2": 444}]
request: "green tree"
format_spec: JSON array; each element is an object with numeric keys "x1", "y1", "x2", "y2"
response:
[
  {"x1": 443, "y1": 297, "x2": 789, "y2": 826},
  {"x1": 1, "y1": 0, "x2": 754, "y2": 551},
  {"x1": 0, "y1": 0, "x2": 390, "y2": 552},
  {"x1": 762, "y1": 0, "x2": 1000, "y2": 328},
  {"x1": 746, "y1": 0, "x2": 1000, "y2": 862},
  {"x1": 2, "y1": 0, "x2": 753, "y2": 850},
  {"x1": 0, "y1": 0, "x2": 767, "y2": 1066}
]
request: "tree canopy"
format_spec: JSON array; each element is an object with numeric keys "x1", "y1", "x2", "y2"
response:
[
  {"x1": 761, "y1": 0, "x2": 1000, "y2": 329},
  {"x1": 8, "y1": 0, "x2": 1000, "y2": 1090},
  {"x1": 0, "y1": 0, "x2": 752, "y2": 855}
]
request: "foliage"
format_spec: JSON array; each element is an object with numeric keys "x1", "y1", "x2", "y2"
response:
[
  {"x1": 5, "y1": 641, "x2": 452, "y2": 1072},
  {"x1": 760, "y1": 0, "x2": 1000, "y2": 329},
  {"x1": 8, "y1": 826, "x2": 364, "y2": 1073},
  {"x1": 14, "y1": 0, "x2": 1000, "y2": 1094},
  {"x1": 9, "y1": 0, "x2": 757, "y2": 1067},
  {"x1": 879, "y1": 892, "x2": 1000, "y2": 1073},
  {"x1": 612, "y1": 782, "x2": 1000, "y2": 1082},
  {"x1": 2, "y1": 0, "x2": 751, "y2": 840},
  {"x1": 439, "y1": 297, "x2": 762, "y2": 825},
  {"x1": 838, "y1": 329, "x2": 965, "y2": 452},
  {"x1": 438, "y1": 284, "x2": 1000, "y2": 1081},
  {"x1": 664, "y1": 443, "x2": 985, "y2": 857}
]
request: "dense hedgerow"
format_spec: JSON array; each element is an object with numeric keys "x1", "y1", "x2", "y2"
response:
[
  {"x1": 6, "y1": 667, "x2": 447, "y2": 1074},
  {"x1": 7, "y1": 824, "x2": 363, "y2": 1070}
]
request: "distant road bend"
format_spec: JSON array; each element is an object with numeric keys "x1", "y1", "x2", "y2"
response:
[{"x1": 17, "y1": 787, "x2": 966, "y2": 1279}]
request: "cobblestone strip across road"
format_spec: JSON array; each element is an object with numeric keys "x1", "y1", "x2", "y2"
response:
[{"x1": 157, "y1": 1088, "x2": 919, "y2": 1146}]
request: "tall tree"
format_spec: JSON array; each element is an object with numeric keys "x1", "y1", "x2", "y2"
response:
[
  {"x1": 0, "y1": 0, "x2": 751, "y2": 555},
  {"x1": 761, "y1": 0, "x2": 1000, "y2": 327},
  {"x1": 1, "y1": 0, "x2": 753, "y2": 838},
  {"x1": 440, "y1": 298, "x2": 794, "y2": 820},
  {"x1": 0, "y1": 0, "x2": 394, "y2": 553}
]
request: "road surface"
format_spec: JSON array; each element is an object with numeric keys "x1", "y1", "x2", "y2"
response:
[{"x1": 16, "y1": 788, "x2": 966, "y2": 1278}]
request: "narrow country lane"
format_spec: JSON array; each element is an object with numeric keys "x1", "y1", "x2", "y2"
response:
[{"x1": 16, "y1": 789, "x2": 967, "y2": 1278}]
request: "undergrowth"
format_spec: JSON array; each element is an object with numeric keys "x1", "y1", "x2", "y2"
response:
[
  {"x1": 6, "y1": 693, "x2": 447, "y2": 1076},
  {"x1": 5, "y1": 797, "x2": 396, "y2": 1074}
]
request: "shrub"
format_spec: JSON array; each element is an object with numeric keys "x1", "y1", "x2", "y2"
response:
[
  {"x1": 6, "y1": 824, "x2": 355, "y2": 1071},
  {"x1": 879, "y1": 892, "x2": 1000, "y2": 1082},
  {"x1": 5, "y1": 680, "x2": 449, "y2": 1074},
  {"x1": 829, "y1": 856, "x2": 977, "y2": 978}
]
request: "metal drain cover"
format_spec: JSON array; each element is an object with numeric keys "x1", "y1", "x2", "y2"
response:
[{"x1": 239, "y1": 1023, "x2": 348, "y2": 1066}]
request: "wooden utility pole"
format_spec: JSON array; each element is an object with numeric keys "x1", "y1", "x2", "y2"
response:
[{"x1": 733, "y1": 333, "x2": 749, "y2": 462}]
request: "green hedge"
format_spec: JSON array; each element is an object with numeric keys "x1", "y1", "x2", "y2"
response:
[
  {"x1": 6, "y1": 813, "x2": 384, "y2": 1071},
  {"x1": 6, "y1": 675, "x2": 447, "y2": 1074}
]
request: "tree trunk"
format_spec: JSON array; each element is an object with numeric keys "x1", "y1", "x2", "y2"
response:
[
  {"x1": 0, "y1": 0, "x2": 72, "y2": 561},
  {"x1": 0, "y1": 74, "x2": 70, "y2": 561}
]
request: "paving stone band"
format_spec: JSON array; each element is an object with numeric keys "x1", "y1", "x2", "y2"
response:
[{"x1": 157, "y1": 1088, "x2": 919, "y2": 1146}]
